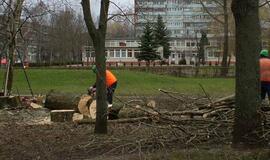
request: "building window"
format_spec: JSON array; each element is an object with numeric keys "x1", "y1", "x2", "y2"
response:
[
  {"x1": 110, "y1": 42, "x2": 116, "y2": 47},
  {"x1": 116, "y1": 50, "x2": 121, "y2": 57},
  {"x1": 110, "y1": 50, "x2": 114, "y2": 58},
  {"x1": 214, "y1": 52, "x2": 220, "y2": 57},
  {"x1": 121, "y1": 49, "x2": 127, "y2": 58},
  {"x1": 128, "y1": 49, "x2": 133, "y2": 57},
  {"x1": 126, "y1": 41, "x2": 134, "y2": 47},
  {"x1": 186, "y1": 42, "x2": 191, "y2": 47},
  {"x1": 134, "y1": 50, "x2": 140, "y2": 58},
  {"x1": 119, "y1": 42, "x2": 126, "y2": 47}
]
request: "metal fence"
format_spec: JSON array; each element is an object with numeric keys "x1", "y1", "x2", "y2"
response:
[{"x1": 115, "y1": 66, "x2": 235, "y2": 78}]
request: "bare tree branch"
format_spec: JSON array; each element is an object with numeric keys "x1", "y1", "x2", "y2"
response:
[
  {"x1": 211, "y1": 0, "x2": 224, "y2": 7},
  {"x1": 81, "y1": 0, "x2": 97, "y2": 39},
  {"x1": 108, "y1": 1, "x2": 135, "y2": 25},
  {"x1": 259, "y1": 0, "x2": 270, "y2": 7},
  {"x1": 99, "y1": 0, "x2": 110, "y2": 32},
  {"x1": 199, "y1": 0, "x2": 224, "y2": 24}
]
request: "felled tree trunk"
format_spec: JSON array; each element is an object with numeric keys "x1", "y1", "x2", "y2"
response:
[
  {"x1": 0, "y1": 96, "x2": 20, "y2": 108},
  {"x1": 44, "y1": 90, "x2": 82, "y2": 112},
  {"x1": 45, "y1": 90, "x2": 122, "y2": 120}
]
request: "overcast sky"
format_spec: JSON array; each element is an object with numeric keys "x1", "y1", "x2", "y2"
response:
[
  {"x1": 35, "y1": 0, "x2": 133, "y2": 28},
  {"x1": 65, "y1": 0, "x2": 134, "y2": 28},
  {"x1": 65, "y1": 0, "x2": 134, "y2": 12},
  {"x1": 37, "y1": 0, "x2": 133, "y2": 13}
]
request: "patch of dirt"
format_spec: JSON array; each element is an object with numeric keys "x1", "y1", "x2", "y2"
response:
[
  {"x1": 0, "y1": 94, "x2": 267, "y2": 160},
  {"x1": 0, "y1": 94, "x2": 200, "y2": 159}
]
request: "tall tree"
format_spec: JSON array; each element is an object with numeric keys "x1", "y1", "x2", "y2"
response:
[
  {"x1": 153, "y1": 15, "x2": 171, "y2": 59},
  {"x1": 4, "y1": 0, "x2": 24, "y2": 96},
  {"x1": 231, "y1": 0, "x2": 265, "y2": 147},
  {"x1": 106, "y1": 8, "x2": 135, "y2": 38},
  {"x1": 137, "y1": 22, "x2": 160, "y2": 66},
  {"x1": 200, "y1": 0, "x2": 231, "y2": 76},
  {"x1": 25, "y1": 1, "x2": 49, "y2": 64},
  {"x1": 198, "y1": 31, "x2": 209, "y2": 65},
  {"x1": 48, "y1": 8, "x2": 86, "y2": 64},
  {"x1": 81, "y1": 0, "x2": 109, "y2": 134}
]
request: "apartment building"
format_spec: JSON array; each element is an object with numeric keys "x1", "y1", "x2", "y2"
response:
[{"x1": 134, "y1": 0, "x2": 224, "y2": 64}]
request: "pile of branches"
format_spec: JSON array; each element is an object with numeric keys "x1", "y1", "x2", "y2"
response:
[
  {"x1": 74, "y1": 90, "x2": 240, "y2": 156},
  {"x1": 73, "y1": 89, "x2": 270, "y2": 157}
]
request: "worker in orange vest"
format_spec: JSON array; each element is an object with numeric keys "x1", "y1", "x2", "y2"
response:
[
  {"x1": 88, "y1": 65, "x2": 117, "y2": 108},
  {"x1": 260, "y1": 49, "x2": 270, "y2": 102}
]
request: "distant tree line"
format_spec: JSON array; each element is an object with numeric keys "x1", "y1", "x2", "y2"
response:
[{"x1": 0, "y1": 1, "x2": 90, "y2": 66}]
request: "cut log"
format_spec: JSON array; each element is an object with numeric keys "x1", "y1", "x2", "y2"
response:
[
  {"x1": 147, "y1": 100, "x2": 156, "y2": 108},
  {"x1": 199, "y1": 94, "x2": 235, "y2": 110},
  {"x1": 212, "y1": 94, "x2": 235, "y2": 104},
  {"x1": 163, "y1": 110, "x2": 205, "y2": 116},
  {"x1": 30, "y1": 102, "x2": 42, "y2": 109},
  {"x1": 50, "y1": 110, "x2": 75, "y2": 122},
  {"x1": 45, "y1": 91, "x2": 123, "y2": 120},
  {"x1": 78, "y1": 95, "x2": 93, "y2": 117},
  {"x1": 45, "y1": 90, "x2": 87, "y2": 112},
  {"x1": 0, "y1": 96, "x2": 20, "y2": 109},
  {"x1": 75, "y1": 116, "x2": 151, "y2": 124},
  {"x1": 89, "y1": 100, "x2": 96, "y2": 119},
  {"x1": 202, "y1": 108, "x2": 231, "y2": 118},
  {"x1": 87, "y1": 100, "x2": 122, "y2": 120}
]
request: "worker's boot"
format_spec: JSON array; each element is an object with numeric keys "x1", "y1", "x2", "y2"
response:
[{"x1": 108, "y1": 104, "x2": 122, "y2": 120}]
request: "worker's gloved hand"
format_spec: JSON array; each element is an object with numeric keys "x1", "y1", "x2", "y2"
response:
[
  {"x1": 87, "y1": 86, "x2": 96, "y2": 95},
  {"x1": 108, "y1": 104, "x2": 113, "y2": 108}
]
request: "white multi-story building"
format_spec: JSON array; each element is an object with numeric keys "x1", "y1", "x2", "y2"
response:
[
  {"x1": 134, "y1": 0, "x2": 224, "y2": 64},
  {"x1": 135, "y1": 0, "x2": 214, "y2": 38}
]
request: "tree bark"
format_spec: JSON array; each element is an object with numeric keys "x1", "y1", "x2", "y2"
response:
[
  {"x1": 231, "y1": 0, "x2": 265, "y2": 147},
  {"x1": 4, "y1": 0, "x2": 24, "y2": 96},
  {"x1": 93, "y1": 36, "x2": 108, "y2": 134},
  {"x1": 82, "y1": 0, "x2": 110, "y2": 134},
  {"x1": 45, "y1": 90, "x2": 82, "y2": 111}
]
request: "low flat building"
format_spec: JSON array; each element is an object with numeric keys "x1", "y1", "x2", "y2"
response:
[
  {"x1": 82, "y1": 38, "x2": 236, "y2": 66},
  {"x1": 82, "y1": 38, "x2": 141, "y2": 66}
]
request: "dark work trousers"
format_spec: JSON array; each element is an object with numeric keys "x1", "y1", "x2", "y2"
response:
[
  {"x1": 261, "y1": 81, "x2": 270, "y2": 100},
  {"x1": 107, "y1": 81, "x2": 117, "y2": 105}
]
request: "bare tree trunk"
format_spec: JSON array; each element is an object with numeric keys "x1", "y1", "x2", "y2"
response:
[
  {"x1": 93, "y1": 36, "x2": 108, "y2": 133},
  {"x1": 232, "y1": 0, "x2": 265, "y2": 147},
  {"x1": 221, "y1": 0, "x2": 229, "y2": 76},
  {"x1": 82, "y1": 0, "x2": 109, "y2": 134},
  {"x1": 4, "y1": 0, "x2": 24, "y2": 96},
  {"x1": 6, "y1": 42, "x2": 14, "y2": 95}
]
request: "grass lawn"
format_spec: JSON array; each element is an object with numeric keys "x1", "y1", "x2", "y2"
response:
[{"x1": 0, "y1": 68, "x2": 235, "y2": 96}]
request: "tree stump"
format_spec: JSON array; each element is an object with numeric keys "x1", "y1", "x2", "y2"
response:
[{"x1": 50, "y1": 110, "x2": 75, "y2": 122}]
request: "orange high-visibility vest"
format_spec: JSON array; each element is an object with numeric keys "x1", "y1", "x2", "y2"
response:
[
  {"x1": 106, "y1": 70, "x2": 117, "y2": 87},
  {"x1": 260, "y1": 58, "x2": 270, "y2": 82}
]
